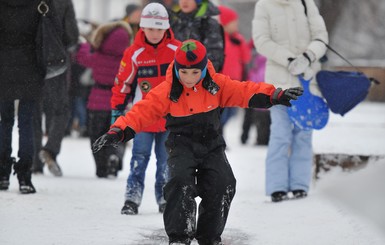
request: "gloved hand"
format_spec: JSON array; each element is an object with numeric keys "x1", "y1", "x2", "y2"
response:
[
  {"x1": 92, "y1": 128, "x2": 123, "y2": 153},
  {"x1": 271, "y1": 87, "x2": 304, "y2": 107},
  {"x1": 111, "y1": 109, "x2": 124, "y2": 124},
  {"x1": 287, "y1": 51, "x2": 315, "y2": 75},
  {"x1": 302, "y1": 67, "x2": 314, "y2": 81}
]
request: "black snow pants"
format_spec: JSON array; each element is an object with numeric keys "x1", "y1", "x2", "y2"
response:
[
  {"x1": 163, "y1": 133, "x2": 236, "y2": 245},
  {"x1": 241, "y1": 108, "x2": 271, "y2": 145}
]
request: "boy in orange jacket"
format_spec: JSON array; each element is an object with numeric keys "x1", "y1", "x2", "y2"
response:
[
  {"x1": 94, "y1": 39, "x2": 302, "y2": 245},
  {"x1": 111, "y1": 2, "x2": 181, "y2": 215}
]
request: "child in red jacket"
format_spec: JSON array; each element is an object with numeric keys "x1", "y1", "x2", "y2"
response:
[
  {"x1": 110, "y1": 2, "x2": 181, "y2": 215},
  {"x1": 94, "y1": 39, "x2": 302, "y2": 245}
]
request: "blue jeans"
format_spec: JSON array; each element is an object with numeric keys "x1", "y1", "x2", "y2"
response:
[
  {"x1": 0, "y1": 100, "x2": 35, "y2": 163},
  {"x1": 220, "y1": 107, "x2": 237, "y2": 126},
  {"x1": 265, "y1": 105, "x2": 313, "y2": 195},
  {"x1": 70, "y1": 96, "x2": 87, "y2": 127},
  {"x1": 125, "y1": 131, "x2": 169, "y2": 206}
]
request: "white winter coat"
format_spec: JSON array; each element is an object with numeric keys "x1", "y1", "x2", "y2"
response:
[{"x1": 252, "y1": 0, "x2": 328, "y2": 95}]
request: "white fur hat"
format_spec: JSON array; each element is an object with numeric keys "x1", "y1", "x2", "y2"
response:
[{"x1": 139, "y1": 3, "x2": 170, "y2": 30}]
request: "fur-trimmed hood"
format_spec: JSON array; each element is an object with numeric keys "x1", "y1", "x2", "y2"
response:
[{"x1": 90, "y1": 21, "x2": 133, "y2": 55}]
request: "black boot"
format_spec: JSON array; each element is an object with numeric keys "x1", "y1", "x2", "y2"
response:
[
  {"x1": 271, "y1": 191, "x2": 288, "y2": 202},
  {"x1": 121, "y1": 200, "x2": 138, "y2": 215},
  {"x1": 13, "y1": 161, "x2": 36, "y2": 194},
  {"x1": 0, "y1": 157, "x2": 15, "y2": 190},
  {"x1": 292, "y1": 190, "x2": 307, "y2": 199}
]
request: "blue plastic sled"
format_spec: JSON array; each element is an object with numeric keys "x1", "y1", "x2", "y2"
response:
[{"x1": 287, "y1": 76, "x2": 329, "y2": 130}]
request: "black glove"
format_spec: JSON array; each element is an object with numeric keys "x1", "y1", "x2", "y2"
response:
[
  {"x1": 271, "y1": 87, "x2": 304, "y2": 107},
  {"x1": 92, "y1": 128, "x2": 123, "y2": 153}
]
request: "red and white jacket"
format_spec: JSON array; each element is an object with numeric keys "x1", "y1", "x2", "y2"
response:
[{"x1": 111, "y1": 28, "x2": 180, "y2": 132}]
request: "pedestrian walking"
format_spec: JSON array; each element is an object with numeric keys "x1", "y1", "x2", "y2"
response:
[{"x1": 252, "y1": 0, "x2": 328, "y2": 202}]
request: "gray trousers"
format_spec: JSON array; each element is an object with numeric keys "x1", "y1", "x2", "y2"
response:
[{"x1": 32, "y1": 73, "x2": 69, "y2": 170}]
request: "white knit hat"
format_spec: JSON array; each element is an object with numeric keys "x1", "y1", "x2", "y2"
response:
[{"x1": 139, "y1": 3, "x2": 170, "y2": 30}]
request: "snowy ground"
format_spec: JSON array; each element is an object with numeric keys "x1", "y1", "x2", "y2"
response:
[{"x1": 1, "y1": 101, "x2": 385, "y2": 245}]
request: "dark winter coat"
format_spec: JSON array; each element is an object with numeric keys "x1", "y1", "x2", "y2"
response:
[
  {"x1": 76, "y1": 21, "x2": 132, "y2": 111},
  {"x1": 52, "y1": 0, "x2": 79, "y2": 51},
  {"x1": 170, "y1": 1, "x2": 224, "y2": 72},
  {"x1": 0, "y1": 0, "x2": 79, "y2": 100},
  {"x1": 0, "y1": 0, "x2": 44, "y2": 100}
]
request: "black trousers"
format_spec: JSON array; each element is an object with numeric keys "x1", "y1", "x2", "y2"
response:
[
  {"x1": 88, "y1": 110, "x2": 125, "y2": 176},
  {"x1": 163, "y1": 133, "x2": 236, "y2": 244},
  {"x1": 33, "y1": 73, "x2": 70, "y2": 170},
  {"x1": 241, "y1": 108, "x2": 271, "y2": 145},
  {"x1": 0, "y1": 99, "x2": 35, "y2": 167}
]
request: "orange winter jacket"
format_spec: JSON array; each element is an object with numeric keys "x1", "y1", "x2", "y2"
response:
[
  {"x1": 112, "y1": 60, "x2": 277, "y2": 135},
  {"x1": 111, "y1": 28, "x2": 180, "y2": 132}
]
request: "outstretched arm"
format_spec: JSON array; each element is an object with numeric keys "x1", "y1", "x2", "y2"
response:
[{"x1": 92, "y1": 82, "x2": 170, "y2": 153}]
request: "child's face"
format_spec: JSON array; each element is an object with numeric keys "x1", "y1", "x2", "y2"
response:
[
  {"x1": 142, "y1": 28, "x2": 167, "y2": 44},
  {"x1": 178, "y1": 68, "x2": 202, "y2": 88},
  {"x1": 179, "y1": 0, "x2": 198, "y2": 14}
]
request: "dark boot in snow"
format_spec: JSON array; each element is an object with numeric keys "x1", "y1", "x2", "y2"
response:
[
  {"x1": 271, "y1": 191, "x2": 288, "y2": 202},
  {"x1": 292, "y1": 190, "x2": 307, "y2": 199},
  {"x1": 13, "y1": 161, "x2": 36, "y2": 194},
  {"x1": 0, "y1": 157, "x2": 15, "y2": 190},
  {"x1": 121, "y1": 200, "x2": 138, "y2": 215}
]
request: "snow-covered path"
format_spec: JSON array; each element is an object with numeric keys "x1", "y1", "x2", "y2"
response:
[{"x1": 1, "y1": 102, "x2": 385, "y2": 245}]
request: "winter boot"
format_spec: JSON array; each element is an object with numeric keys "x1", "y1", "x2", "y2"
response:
[
  {"x1": 121, "y1": 200, "x2": 138, "y2": 215},
  {"x1": 271, "y1": 191, "x2": 288, "y2": 202},
  {"x1": 39, "y1": 149, "x2": 62, "y2": 177},
  {"x1": 13, "y1": 161, "x2": 36, "y2": 194},
  {"x1": 107, "y1": 154, "x2": 119, "y2": 178},
  {"x1": 0, "y1": 157, "x2": 15, "y2": 190},
  {"x1": 292, "y1": 190, "x2": 307, "y2": 199}
]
